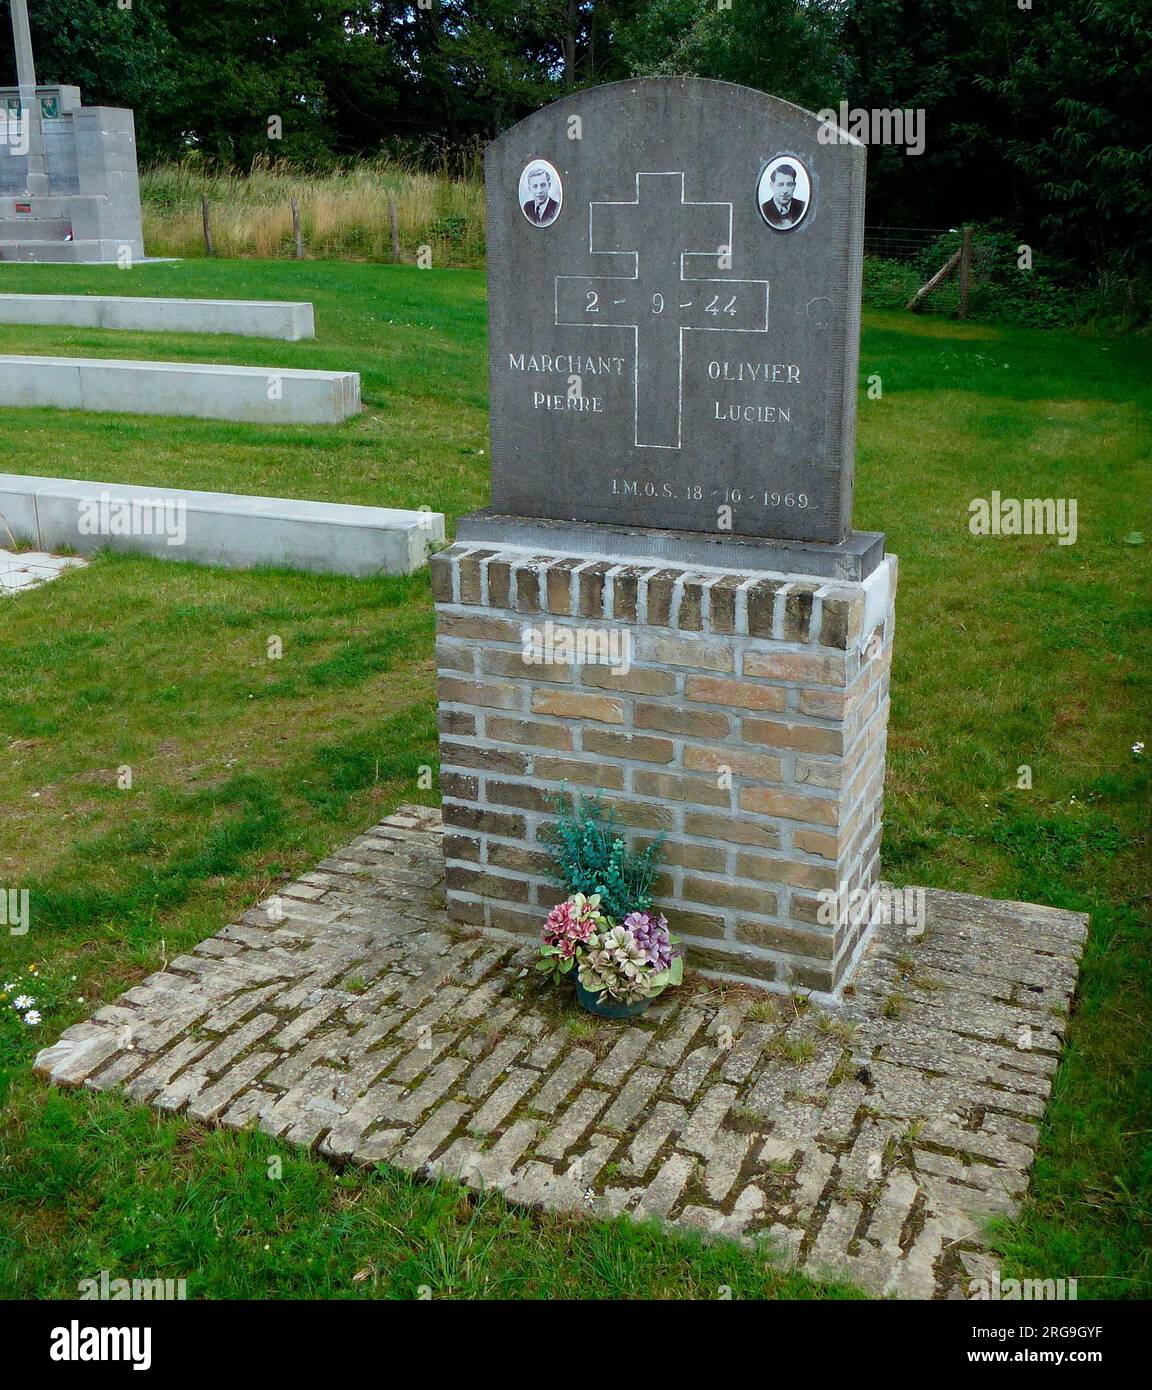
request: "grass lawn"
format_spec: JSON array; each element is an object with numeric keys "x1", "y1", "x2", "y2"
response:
[{"x1": 0, "y1": 259, "x2": 1149, "y2": 1299}]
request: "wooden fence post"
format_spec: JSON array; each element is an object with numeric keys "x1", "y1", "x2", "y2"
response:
[
  {"x1": 905, "y1": 249, "x2": 961, "y2": 313},
  {"x1": 957, "y1": 225, "x2": 973, "y2": 319},
  {"x1": 389, "y1": 198, "x2": 400, "y2": 263},
  {"x1": 291, "y1": 195, "x2": 303, "y2": 259},
  {"x1": 200, "y1": 195, "x2": 214, "y2": 258}
]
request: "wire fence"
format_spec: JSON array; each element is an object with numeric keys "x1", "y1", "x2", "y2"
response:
[{"x1": 864, "y1": 224, "x2": 1002, "y2": 317}]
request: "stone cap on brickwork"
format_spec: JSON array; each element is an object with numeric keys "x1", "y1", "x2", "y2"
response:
[
  {"x1": 434, "y1": 541, "x2": 897, "y2": 653},
  {"x1": 456, "y1": 510, "x2": 885, "y2": 582}
]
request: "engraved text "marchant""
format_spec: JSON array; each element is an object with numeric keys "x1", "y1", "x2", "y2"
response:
[{"x1": 510, "y1": 353, "x2": 626, "y2": 375}]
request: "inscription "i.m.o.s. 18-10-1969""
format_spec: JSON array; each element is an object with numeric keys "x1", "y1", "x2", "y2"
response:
[{"x1": 609, "y1": 478, "x2": 811, "y2": 509}]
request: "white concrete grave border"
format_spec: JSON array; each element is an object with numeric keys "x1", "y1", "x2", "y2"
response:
[
  {"x1": 0, "y1": 294, "x2": 316, "y2": 341},
  {"x1": 0, "y1": 474, "x2": 443, "y2": 577}
]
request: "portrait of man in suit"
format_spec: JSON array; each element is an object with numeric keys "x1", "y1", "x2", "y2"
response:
[
  {"x1": 758, "y1": 158, "x2": 811, "y2": 232},
  {"x1": 520, "y1": 160, "x2": 562, "y2": 227}
]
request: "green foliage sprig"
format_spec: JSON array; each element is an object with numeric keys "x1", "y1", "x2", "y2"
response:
[{"x1": 542, "y1": 792, "x2": 664, "y2": 924}]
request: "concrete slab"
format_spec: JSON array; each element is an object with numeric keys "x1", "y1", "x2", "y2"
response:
[
  {"x1": 0, "y1": 354, "x2": 359, "y2": 423},
  {"x1": 0, "y1": 293, "x2": 316, "y2": 340},
  {"x1": 0, "y1": 547, "x2": 86, "y2": 595},
  {"x1": 0, "y1": 473, "x2": 442, "y2": 576}
]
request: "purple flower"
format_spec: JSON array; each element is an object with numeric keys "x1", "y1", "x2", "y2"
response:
[{"x1": 623, "y1": 911, "x2": 672, "y2": 971}]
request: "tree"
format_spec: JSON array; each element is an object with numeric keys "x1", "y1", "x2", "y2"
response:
[
  {"x1": 148, "y1": 0, "x2": 354, "y2": 166},
  {"x1": 614, "y1": 0, "x2": 845, "y2": 114},
  {"x1": 984, "y1": 0, "x2": 1152, "y2": 268},
  {"x1": 3, "y1": 0, "x2": 174, "y2": 160},
  {"x1": 839, "y1": 0, "x2": 1017, "y2": 230}
]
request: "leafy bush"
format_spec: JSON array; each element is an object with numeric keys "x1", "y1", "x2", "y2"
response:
[
  {"x1": 542, "y1": 793, "x2": 664, "y2": 923},
  {"x1": 864, "y1": 221, "x2": 1151, "y2": 332},
  {"x1": 862, "y1": 256, "x2": 922, "y2": 311}
]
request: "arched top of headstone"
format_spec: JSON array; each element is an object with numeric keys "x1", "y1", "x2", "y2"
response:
[
  {"x1": 483, "y1": 76, "x2": 868, "y2": 548},
  {"x1": 487, "y1": 77, "x2": 865, "y2": 161}
]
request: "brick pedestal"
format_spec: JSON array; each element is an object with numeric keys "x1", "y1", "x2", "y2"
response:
[{"x1": 432, "y1": 543, "x2": 897, "y2": 998}]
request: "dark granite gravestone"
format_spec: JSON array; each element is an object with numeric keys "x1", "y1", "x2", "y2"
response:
[{"x1": 476, "y1": 78, "x2": 872, "y2": 565}]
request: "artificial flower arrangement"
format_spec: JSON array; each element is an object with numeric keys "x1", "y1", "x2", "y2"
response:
[{"x1": 536, "y1": 794, "x2": 683, "y2": 1018}]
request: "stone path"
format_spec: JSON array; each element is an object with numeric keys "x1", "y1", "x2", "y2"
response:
[
  {"x1": 35, "y1": 806, "x2": 1087, "y2": 1298},
  {"x1": 0, "y1": 548, "x2": 86, "y2": 596}
]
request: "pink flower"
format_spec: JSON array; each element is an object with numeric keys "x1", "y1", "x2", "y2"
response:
[{"x1": 542, "y1": 893, "x2": 604, "y2": 958}]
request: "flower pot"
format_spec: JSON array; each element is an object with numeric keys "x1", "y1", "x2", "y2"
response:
[{"x1": 575, "y1": 979, "x2": 651, "y2": 1020}]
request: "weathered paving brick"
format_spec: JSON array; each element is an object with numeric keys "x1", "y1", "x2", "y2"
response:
[
  {"x1": 668, "y1": 1044, "x2": 720, "y2": 1102},
  {"x1": 466, "y1": 1067, "x2": 539, "y2": 1134},
  {"x1": 531, "y1": 1048, "x2": 596, "y2": 1114},
  {"x1": 620, "y1": 1101, "x2": 687, "y2": 1177},
  {"x1": 680, "y1": 1083, "x2": 738, "y2": 1158},
  {"x1": 537, "y1": 1089, "x2": 612, "y2": 1161},
  {"x1": 188, "y1": 1049, "x2": 278, "y2": 1123},
  {"x1": 35, "y1": 808, "x2": 1086, "y2": 1301},
  {"x1": 704, "y1": 1131, "x2": 754, "y2": 1203},
  {"x1": 598, "y1": 1029, "x2": 652, "y2": 1086},
  {"x1": 392, "y1": 1056, "x2": 469, "y2": 1123},
  {"x1": 33, "y1": 1026, "x2": 127, "y2": 1088},
  {"x1": 601, "y1": 1067, "x2": 665, "y2": 1133},
  {"x1": 463, "y1": 1036, "x2": 526, "y2": 1100},
  {"x1": 634, "y1": 1153, "x2": 695, "y2": 1220}
]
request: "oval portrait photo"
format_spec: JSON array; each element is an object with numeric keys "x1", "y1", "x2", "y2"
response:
[
  {"x1": 757, "y1": 155, "x2": 811, "y2": 232},
  {"x1": 519, "y1": 159, "x2": 563, "y2": 227}
]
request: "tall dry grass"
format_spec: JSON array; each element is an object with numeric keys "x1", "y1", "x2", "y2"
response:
[{"x1": 141, "y1": 157, "x2": 485, "y2": 267}]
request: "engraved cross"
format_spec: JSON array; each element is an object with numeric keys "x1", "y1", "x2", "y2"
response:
[{"x1": 555, "y1": 172, "x2": 769, "y2": 448}]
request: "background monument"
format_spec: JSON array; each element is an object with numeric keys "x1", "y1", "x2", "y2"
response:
[
  {"x1": 434, "y1": 79, "x2": 898, "y2": 998},
  {"x1": 1, "y1": 0, "x2": 145, "y2": 262}
]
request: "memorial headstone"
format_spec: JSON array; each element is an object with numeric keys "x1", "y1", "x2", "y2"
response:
[
  {"x1": 462, "y1": 77, "x2": 881, "y2": 577},
  {"x1": 435, "y1": 79, "x2": 898, "y2": 998},
  {"x1": 0, "y1": 0, "x2": 145, "y2": 263}
]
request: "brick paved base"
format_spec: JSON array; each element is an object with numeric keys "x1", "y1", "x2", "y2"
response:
[{"x1": 35, "y1": 807, "x2": 1087, "y2": 1299}]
